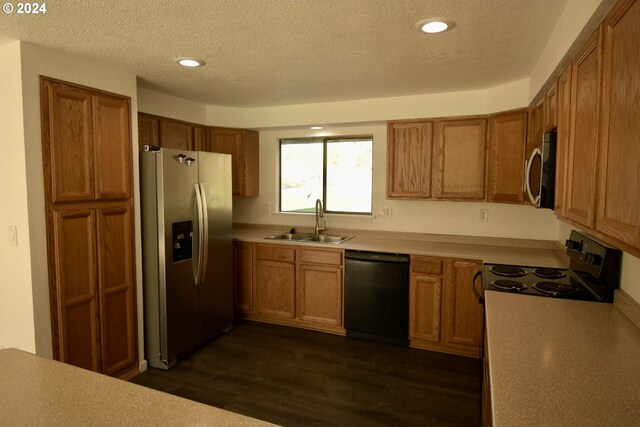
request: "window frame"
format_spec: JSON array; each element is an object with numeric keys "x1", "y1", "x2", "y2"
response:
[{"x1": 278, "y1": 135, "x2": 373, "y2": 215}]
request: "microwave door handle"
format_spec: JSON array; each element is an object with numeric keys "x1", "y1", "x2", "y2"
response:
[
  {"x1": 525, "y1": 148, "x2": 542, "y2": 206},
  {"x1": 472, "y1": 271, "x2": 484, "y2": 304}
]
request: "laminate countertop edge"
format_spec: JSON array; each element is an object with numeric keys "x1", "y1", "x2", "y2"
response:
[{"x1": 233, "y1": 226, "x2": 569, "y2": 268}]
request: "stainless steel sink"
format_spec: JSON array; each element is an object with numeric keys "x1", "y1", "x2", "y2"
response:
[
  {"x1": 264, "y1": 232, "x2": 314, "y2": 241},
  {"x1": 307, "y1": 234, "x2": 354, "y2": 244},
  {"x1": 264, "y1": 233, "x2": 354, "y2": 244}
]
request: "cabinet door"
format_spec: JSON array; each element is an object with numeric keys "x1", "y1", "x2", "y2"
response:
[
  {"x1": 43, "y1": 80, "x2": 94, "y2": 203},
  {"x1": 544, "y1": 82, "x2": 558, "y2": 131},
  {"x1": 554, "y1": 65, "x2": 572, "y2": 217},
  {"x1": 596, "y1": 0, "x2": 640, "y2": 247},
  {"x1": 297, "y1": 264, "x2": 343, "y2": 326},
  {"x1": 193, "y1": 125, "x2": 209, "y2": 151},
  {"x1": 443, "y1": 260, "x2": 483, "y2": 353},
  {"x1": 52, "y1": 208, "x2": 100, "y2": 371},
  {"x1": 487, "y1": 110, "x2": 527, "y2": 203},
  {"x1": 255, "y1": 260, "x2": 295, "y2": 319},
  {"x1": 137, "y1": 114, "x2": 158, "y2": 150},
  {"x1": 210, "y1": 127, "x2": 243, "y2": 194},
  {"x1": 432, "y1": 118, "x2": 487, "y2": 200},
  {"x1": 565, "y1": 28, "x2": 602, "y2": 228},
  {"x1": 93, "y1": 94, "x2": 131, "y2": 200},
  {"x1": 96, "y1": 204, "x2": 137, "y2": 376},
  {"x1": 159, "y1": 120, "x2": 193, "y2": 150},
  {"x1": 409, "y1": 274, "x2": 443, "y2": 343},
  {"x1": 387, "y1": 121, "x2": 433, "y2": 199},
  {"x1": 233, "y1": 241, "x2": 254, "y2": 313}
]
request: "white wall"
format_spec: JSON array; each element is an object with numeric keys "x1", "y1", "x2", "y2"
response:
[
  {"x1": 528, "y1": 0, "x2": 611, "y2": 101},
  {"x1": 213, "y1": 78, "x2": 530, "y2": 130},
  {"x1": 233, "y1": 123, "x2": 560, "y2": 240},
  {"x1": 137, "y1": 86, "x2": 209, "y2": 124},
  {"x1": 15, "y1": 42, "x2": 144, "y2": 362},
  {"x1": 0, "y1": 41, "x2": 36, "y2": 352}
]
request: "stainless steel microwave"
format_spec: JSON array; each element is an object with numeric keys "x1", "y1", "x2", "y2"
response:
[{"x1": 525, "y1": 131, "x2": 556, "y2": 209}]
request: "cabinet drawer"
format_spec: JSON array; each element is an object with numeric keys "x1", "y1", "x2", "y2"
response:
[
  {"x1": 299, "y1": 248, "x2": 343, "y2": 266},
  {"x1": 411, "y1": 256, "x2": 443, "y2": 275},
  {"x1": 255, "y1": 244, "x2": 295, "y2": 263}
]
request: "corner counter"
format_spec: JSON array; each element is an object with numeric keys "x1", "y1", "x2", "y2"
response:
[
  {"x1": 0, "y1": 348, "x2": 274, "y2": 426},
  {"x1": 485, "y1": 291, "x2": 640, "y2": 426}
]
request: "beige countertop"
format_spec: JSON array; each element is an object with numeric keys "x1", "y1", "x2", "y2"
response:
[
  {"x1": 0, "y1": 348, "x2": 274, "y2": 427},
  {"x1": 485, "y1": 291, "x2": 640, "y2": 426},
  {"x1": 233, "y1": 225, "x2": 569, "y2": 267}
]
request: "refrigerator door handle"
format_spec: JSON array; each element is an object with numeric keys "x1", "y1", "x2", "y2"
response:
[
  {"x1": 193, "y1": 184, "x2": 205, "y2": 286},
  {"x1": 198, "y1": 183, "x2": 209, "y2": 284}
]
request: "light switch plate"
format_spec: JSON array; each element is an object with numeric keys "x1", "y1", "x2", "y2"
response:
[
  {"x1": 8, "y1": 225, "x2": 17, "y2": 247},
  {"x1": 380, "y1": 206, "x2": 392, "y2": 218},
  {"x1": 479, "y1": 209, "x2": 489, "y2": 222}
]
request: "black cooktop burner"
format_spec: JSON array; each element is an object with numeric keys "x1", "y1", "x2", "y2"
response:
[
  {"x1": 533, "y1": 281, "x2": 579, "y2": 296},
  {"x1": 490, "y1": 280, "x2": 527, "y2": 293},
  {"x1": 490, "y1": 265, "x2": 527, "y2": 277},
  {"x1": 533, "y1": 268, "x2": 567, "y2": 279}
]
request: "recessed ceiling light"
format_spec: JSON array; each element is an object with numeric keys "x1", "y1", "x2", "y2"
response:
[
  {"x1": 177, "y1": 58, "x2": 206, "y2": 67},
  {"x1": 416, "y1": 18, "x2": 455, "y2": 34},
  {"x1": 310, "y1": 126, "x2": 323, "y2": 130}
]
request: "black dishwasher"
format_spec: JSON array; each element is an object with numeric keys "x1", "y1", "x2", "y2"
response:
[{"x1": 344, "y1": 250, "x2": 409, "y2": 346}]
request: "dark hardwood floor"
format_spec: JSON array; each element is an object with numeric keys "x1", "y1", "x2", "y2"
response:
[{"x1": 131, "y1": 321, "x2": 482, "y2": 427}]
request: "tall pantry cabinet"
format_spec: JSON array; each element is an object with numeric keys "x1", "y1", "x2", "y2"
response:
[{"x1": 41, "y1": 78, "x2": 138, "y2": 379}]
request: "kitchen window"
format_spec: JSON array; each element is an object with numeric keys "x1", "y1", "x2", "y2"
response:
[{"x1": 279, "y1": 136, "x2": 373, "y2": 214}]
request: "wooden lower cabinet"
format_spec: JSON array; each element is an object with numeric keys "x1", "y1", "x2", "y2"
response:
[
  {"x1": 51, "y1": 203, "x2": 137, "y2": 376},
  {"x1": 254, "y1": 244, "x2": 296, "y2": 319},
  {"x1": 235, "y1": 243, "x2": 345, "y2": 334},
  {"x1": 297, "y1": 248, "x2": 344, "y2": 327},
  {"x1": 409, "y1": 255, "x2": 483, "y2": 357},
  {"x1": 233, "y1": 241, "x2": 254, "y2": 314}
]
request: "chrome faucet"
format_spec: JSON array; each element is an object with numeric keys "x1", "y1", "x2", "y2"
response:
[{"x1": 314, "y1": 199, "x2": 326, "y2": 235}]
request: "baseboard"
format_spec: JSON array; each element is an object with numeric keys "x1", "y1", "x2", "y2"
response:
[
  {"x1": 139, "y1": 359, "x2": 148, "y2": 373},
  {"x1": 614, "y1": 289, "x2": 640, "y2": 330}
]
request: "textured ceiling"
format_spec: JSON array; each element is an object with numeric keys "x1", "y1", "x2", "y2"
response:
[{"x1": 0, "y1": 0, "x2": 568, "y2": 107}]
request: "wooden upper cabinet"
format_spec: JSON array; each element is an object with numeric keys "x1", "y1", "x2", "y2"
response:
[
  {"x1": 527, "y1": 101, "x2": 544, "y2": 155},
  {"x1": 565, "y1": 27, "x2": 603, "y2": 228},
  {"x1": 159, "y1": 120, "x2": 193, "y2": 150},
  {"x1": 387, "y1": 120, "x2": 433, "y2": 199},
  {"x1": 596, "y1": 0, "x2": 640, "y2": 247},
  {"x1": 544, "y1": 81, "x2": 559, "y2": 131},
  {"x1": 432, "y1": 118, "x2": 487, "y2": 200},
  {"x1": 96, "y1": 203, "x2": 136, "y2": 375},
  {"x1": 43, "y1": 79, "x2": 131, "y2": 203},
  {"x1": 44, "y1": 81, "x2": 95, "y2": 203},
  {"x1": 555, "y1": 65, "x2": 572, "y2": 217},
  {"x1": 93, "y1": 95, "x2": 131, "y2": 200},
  {"x1": 137, "y1": 113, "x2": 158, "y2": 150},
  {"x1": 193, "y1": 125, "x2": 209, "y2": 152},
  {"x1": 210, "y1": 127, "x2": 259, "y2": 196},
  {"x1": 487, "y1": 110, "x2": 527, "y2": 203}
]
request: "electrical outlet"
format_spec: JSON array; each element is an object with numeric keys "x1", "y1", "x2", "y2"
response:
[
  {"x1": 8, "y1": 225, "x2": 17, "y2": 247},
  {"x1": 479, "y1": 209, "x2": 489, "y2": 223},
  {"x1": 380, "y1": 206, "x2": 392, "y2": 218}
]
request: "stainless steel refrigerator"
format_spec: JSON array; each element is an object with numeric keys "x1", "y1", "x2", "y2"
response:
[{"x1": 140, "y1": 147, "x2": 233, "y2": 369}]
